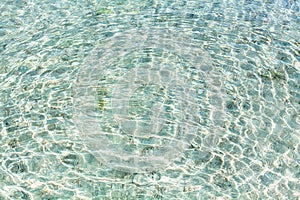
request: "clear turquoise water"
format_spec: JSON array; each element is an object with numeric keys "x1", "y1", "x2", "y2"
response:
[{"x1": 0, "y1": 0, "x2": 299, "y2": 199}]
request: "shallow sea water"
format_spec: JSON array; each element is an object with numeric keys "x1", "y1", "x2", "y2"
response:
[{"x1": 0, "y1": 0, "x2": 300, "y2": 199}]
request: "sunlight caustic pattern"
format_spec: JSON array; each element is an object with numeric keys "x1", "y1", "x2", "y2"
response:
[{"x1": 73, "y1": 28, "x2": 226, "y2": 173}]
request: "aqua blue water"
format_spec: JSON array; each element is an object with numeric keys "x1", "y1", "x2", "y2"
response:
[{"x1": 0, "y1": 0, "x2": 299, "y2": 199}]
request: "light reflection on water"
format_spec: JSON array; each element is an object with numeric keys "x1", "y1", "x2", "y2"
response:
[{"x1": 0, "y1": 0, "x2": 299, "y2": 199}]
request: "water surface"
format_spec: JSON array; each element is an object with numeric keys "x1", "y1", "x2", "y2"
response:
[{"x1": 0, "y1": 0, "x2": 299, "y2": 199}]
